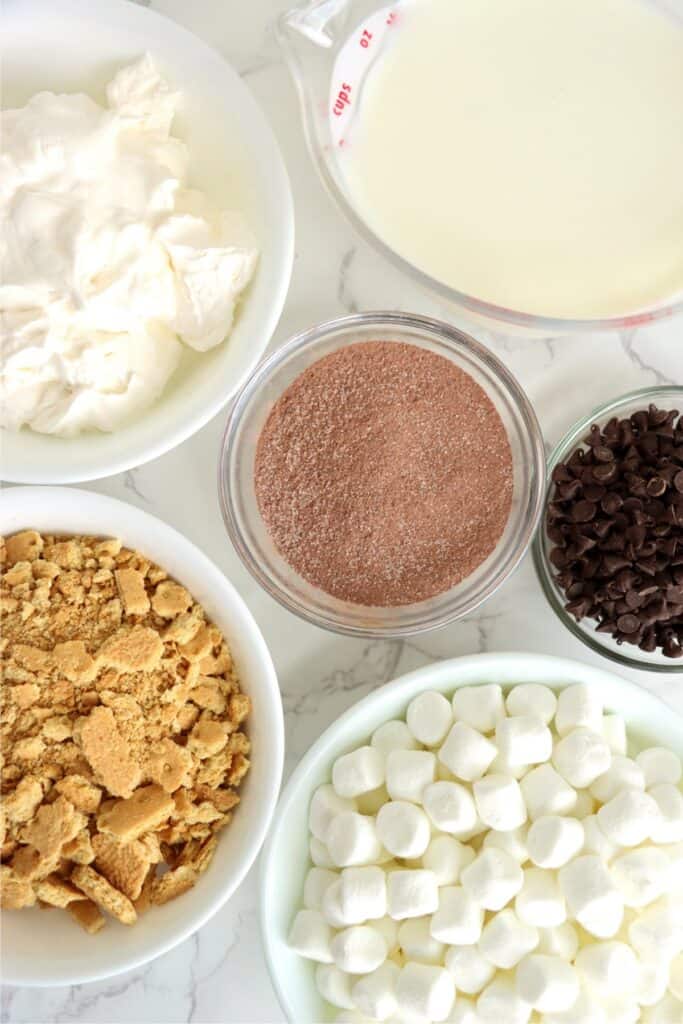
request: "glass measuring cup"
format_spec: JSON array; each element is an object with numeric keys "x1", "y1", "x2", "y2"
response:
[{"x1": 276, "y1": 0, "x2": 683, "y2": 334}]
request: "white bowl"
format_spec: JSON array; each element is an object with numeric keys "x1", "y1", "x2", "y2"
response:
[
  {"x1": 1, "y1": 0, "x2": 294, "y2": 484},
  {"x1": 0, "y1": 486, "x2": 284, "y2": 986},
  {"x1": 260, "y1": 652, "x2": 683, "y2": 1024}
]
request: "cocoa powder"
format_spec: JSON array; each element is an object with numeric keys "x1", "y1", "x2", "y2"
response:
[{"x1": 254, "y1": 341, "x2": 513, "y2": 606}]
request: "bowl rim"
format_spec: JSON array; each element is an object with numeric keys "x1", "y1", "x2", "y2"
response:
[
  {"x1": 1, "y1": 0, "x2": 295, "y2": 485},
  {"x1": 532, "y1": 384, "x2": 683, "y2": 674},
  {"x1": 219, "y1": 310, "x2": 546, "y2": 638},
  {"x1": 259, "y1": 650, "x2": 683, "y2": 1024},
  {"x1": 0, "y1": 485, "x2": 285, "y2": 986}
]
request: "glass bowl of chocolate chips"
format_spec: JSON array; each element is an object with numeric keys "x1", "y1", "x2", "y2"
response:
[{"x1": 534, "y1": 386, "x2": 683, "y2": 672}]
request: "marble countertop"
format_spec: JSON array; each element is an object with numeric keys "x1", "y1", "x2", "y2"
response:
[{"x1": 3, "y1": 1, "x2": 682, "y2": 1021}]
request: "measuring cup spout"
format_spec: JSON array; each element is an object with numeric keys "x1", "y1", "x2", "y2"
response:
[{"x1": 279, "y1": 0, "x2": 350, "y2": 48}]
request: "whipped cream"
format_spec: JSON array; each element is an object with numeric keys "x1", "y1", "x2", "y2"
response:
[{"x1": 0, "y1": 55, "x2": 258, "y2": 436}]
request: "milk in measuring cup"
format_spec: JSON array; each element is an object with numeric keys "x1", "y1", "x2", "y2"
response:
[{"x1": 336, "y1": 0, "x2": 683, "y2": 319}]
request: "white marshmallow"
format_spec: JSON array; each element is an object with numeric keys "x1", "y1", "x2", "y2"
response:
[
  {"x1": 590, "y1": 756, "x2": 645, "y2": 804},
  {"x1": 376, "y1": 801, "x2": 431, "y2": 859},
  {"x1": 670, "y1": 951, "x2": 683, "y2": 1001},
  {"x1": 439, "y1": 722, "x2": 497, "y2": 782},
  {"x1": 461, "y1": 847, "x2": 524, "y2": 911},
  {"x1": 488, "y1": 750, "x2": 527, "y2": 780},
  {"x1": 398, "y1": 917, "x2": 445, "y2": 964},
  {"x1": 430, "y1": 885, "x2": 484, "y2": 944},
  {"x1": 333, "y1": 746, "x2": 385, "y2": 799},
  {"x1": 602, "y1": 713, "x2": 628, "y2": 755},
  {"x1": 478, "y1": 908, "x2": 539, "y2": 968},
  {"x1": 516, "y1": 954, "x2": 580, "y2": 1012},
  {"x1": 495, "y1": 715, "x2": 553, "y2": 766},
  {"x1": 582, "y1": 814, "x2": 619, "y2": 863},
  {"x1": 597, "y1": 787, "x2": 661, "y2": 847},
  {"x1": 521, "y1": 764, "x2": 577, "y2": 820},
  {"x1": 666, "y1": 843, "x2": 683, "y2": 894},
  {"x1": 322, "y1": 878, "x2": 355, "y2": 928},
  {"x1": 386, "y1": 750, "x2": 437, "y2": 803},
  {"x1": 515, "y1": 866, "x2": 567, "y2": 927},
  {"x1": 637, "y1": 958, "x2": 670, "y2": 1006},
  {"x1": 452, "y1": 684, "x2": 505, "y2": 734},
  {"x1": 611, "y1": 846, "x2": 670, "y2": 908},
  {"x1": 446, "y1": 996, "x2": 478, "y2": 1024},
  {"x1": 628, "y1": 897, "x2": 683, "y2": 962},
  {"x1": 650, "y1": 783, "x2": 683, "y2": 844},
  {"x1": 422, "y1": 781, "x2": 479, "y2": 836},
  {"x1": 536, "y1": 922, "x2": 580, "y2": 961},
  {"x1": 407, "y1": 691, "x2": 453, "y2": 747},
  {"x1": 477, "y1": 975, "x2": 532, "y2": 1024},
  {"x1": 555, "y1": 684, "x2": 603, "y2": 737},
  {"x1": 310, "y1": 784, "x2": 358, "y2": 842},
  {"x1": 638, "y1": 747, "x2": 683, "y2": 788},
  {"x1": 316, "y1": 964, "x2": 357, "y2": 1009},
  {"x1": 473, "y1": 774, "x2": 527, "y2": 832},
  {"x1": 506, "y1": 683, "x2": 557, "y2": 724},
  {"x1": 310, "y1": 835, "x2": 336, "y2": 868},
  {"x1": 527, "y1": 815, "x2": 585, "y2": 868},
  {"x1": 552, "y1": 728, "x2": 612, "y2": 789},
  {"x1": 326, "y1": 812, "x2": 384, "y2": 867},
  {"x1": 373, "y1": 915, "x2": 399, "y2": 954},
  {"x1": 573, "y1": 789, "x2": 597, "y2": 820},
  {"x1": 541, "y1": 989, "x2": 607, "y2": 1024},
  {"x1": 444, "y1": 945, "x2": 496, "y2": 994},
  {"x1": 372, "y1": 720, "x2": 420, "y2": 753},
  {"x1": 387, "y1": 869, "x2": 439, "y2": 921},
  {"x1": 357, "y1": 785, "x2": 390, "y2": 815},
  {"x1": 340, "y1": 866, "x2": 388, "y2": 923},
  {"x1": 395, "y1": 963, "x2": 455, "y2": 1023},
  {"x1": 575, "y1": 940, "x2": 639, "y2": 997},
  {"x1": 352, "y1": 961, "x2": 400, "y2": 1022},
  {"x1": 304, "y1": 867, "x2": 338, "y2": 910},
  {"x1": 605, "y1": 999, "x2": 641, "y2": 1024},
  {"x1": 288, "y1": 909, "x2": 334, "y2": 963},
  {"x1": 482, "y1": 825, "x2": 529, "y2": 863},
  {"x1": 331, "y1": 925, "x2": 387, "y2": 974},
  {"x1": 643, "y1": 993, "x2": 683, "y2": 1024},
  {"x1": 558, "y1": 855, "x2": 624, "y2": 938},
  {"x1": 423, "y1": 835, "x2": 476, "y2": 885}
]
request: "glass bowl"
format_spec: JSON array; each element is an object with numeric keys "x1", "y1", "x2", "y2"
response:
[
  {"x1": 219, "y1": 311, "x2": 545, "y2": 637},
  {"x1": 533, "y1": 386, "x2": 683, "y2": 673}
]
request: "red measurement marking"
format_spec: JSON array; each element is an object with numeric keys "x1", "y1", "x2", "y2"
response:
[
  {"x1": 360, "y1": 28, "x2": 373, "y2": 48},
  {"x1": 332, "y1": 82, "x2": 353, "y2": 117},
  {"x1": 386, "y1": 10, "x2": 397, "y2": 24}
]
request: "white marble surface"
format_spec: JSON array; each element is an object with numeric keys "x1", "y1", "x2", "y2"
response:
[{"x1": 3, "y1": 1, "x2": 682, "y2": 1021}]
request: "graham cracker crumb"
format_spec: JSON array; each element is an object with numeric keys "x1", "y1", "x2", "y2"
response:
[
  {"x1": 71, "y1": 865, "x2": 137, "y2": 925},
  {"x1": 98, "y1": 785, "x2": 174, "y2": 842},
  {"x1": 35, "y1": 874, "x2": 84, "y2": 908},
  {"x1": 151, "y1": 581, "x2": 192, "y2": 619},
  {"x1": 92, "y1": 833, "x2": 153, "y2": 901},
  {"x1": 68, "y1": 898, "x2": 105, "y2": 934},
  {"x1": 115, "y1": 568, "x2": 150, "y2": 617},
  {"x1": 150, "y1": 864, "x2": 197, "y2": 906},
  {"x1": 75, "y1": 706, "x2": 141, "y2": 798}
]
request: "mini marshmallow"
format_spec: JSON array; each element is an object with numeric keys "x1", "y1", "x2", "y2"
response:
[
  {"x1": 559, "y1": 855, "x2": 624, "y2": 939},
  {"x1": 376, "y1": 801, "x2": 431, "y2": 859},
  {"x1": 478, "y1": 908, "x2": 539, "y2": 968},
  {"x1": 323, "y1": 879, "x2": 354, "y2": 928},
  {"x1": 395, "y1": 963, "x2": 455, "y2": 1023},
  {"x1": 445, "y1": 945, "x2": 496, "y2": 994},
  {"x1": 372, "y1": 720, "x2": 420, "y2": 753},
  {"x1": 643, "y1": 993, "x2": 683, "y2": 1024},
  {"x1": 452, "y1": 684, "x2": 505, "y2": 734},
  {"x1": 407, "y1": 691, "x2": 453, "y2": 747},
  {"x1": 555, "y1": 684, "x2": 603, "y2": 737},
  {"x1": 602, "y1": 713, "x2": 628, "y2": 756},
  {"x1": 352, "y1": 961, "x2": 400, "y2": 1021},
  {"x1": 316, "y1": 964, "x2": 356, "y2": 1009},
  {"x1": 638, "y1": 747, "x2": 683, "y2": 788},
  {"x1": 628, "y1": 897, "x2": 683, "y2": 962},
  {"x1": 340, "y1": 866, "x2": 388, "y2": 922},
  {"x1": 597, "y1": 787, "x2": 661, "y2": 847},
  {"x1": 326, "y1": 812, "x2": 383, "y2": 867},
  {"x1": 552, "y1": 728, "x2": 612, "y2": 789},
  {"x1": 422, "y1": 781, "x2": 479, "y2": 836},
  {"x1": 516, "y1": 954, "x2": 580, "y2": 1012},
  {"x1": 310, "y1": 785, "x2": 358, "y2": 842},
  {"x1": 386, "y1": 750, "x2": 437, "y2": 803},
  {"x1": 573, "y1": 789, "x2": 597, "y2": 820},
  {"x1": 357, "y1": 785, "x2": 390, "y2": 815},
  {"x1": 398, "y1": 916, "x2": 446, "y2": 964},
  {"x1": 521, "y1": 764, "x2": 577, "y2": 820},
  {"x1": 387, "y1": 869, "x2": 439, "y2": 920},
  {"x1": 495, "y1": 715, "x2": 553, "y2": 766},
  {"x1": 331, "y1": 925, "x2": 388, "y2": 974},
  {"x1": 447, "y1": 996, "x2": 479, "y2": 1024},
  {"x1": 310, "y1": 836, "x2": 336, "y2": 868},
  {"x1": 506, "y1": 683, "x2": 557, "y2": 724},
  {"x1": 670, "y1": 951, "x2": 683, "y2": 1001},
  {"x1": 482, "y1": 825, "x2": 529, "y2": 863},
  {"x1": 575, "y1": 941, "x2": 639, "y2": 999},
  {"x1": 527, "y1": 815, "x2": 585, "y2": 868},
  {"x1": 650, "y1": 783, "x2": 683, "y2": 844},
  {"x1": 333, "y1": 746, "x2": 385, "y2": 799},
  {"x1": 461, "y1": 847, "x2": 524, "y2": 911},
  {"x1": 590, "y1": 756, "x2": 645, "y2": 804},
  {"x1": 541, "y1": 989, "x2": 607, "y2": 1024},
  {"x1": 637, "y1": 959, "x2": 670, "y2": 1006},
  {"x1": 611, "y1": 846, "x2": 670, "y2": 908},
  {"x1": 430, "y1": 885, "x2": 484, "y2": 944},
  {"x1": 582, "y1": 815, "x2": 619, "y2": 863},
  {"x1": 477, "y1": 975, "x2": 532, "y2": 1024},
  {"x1": 515, "y1": 866, "x2": 567, "y2": 927},
  {"x1": 304, "y1": 867, "x2": 338, "y2": 910},
  {"x1": 423, "y1": 835, "x2": 476, "y2": 885},
  {"x1": 536, "y1": 922, "x2": 580, "y2": 961},
  {"x1": 488, "y1": 750, "x2": 527, "y2": 780},
  {"x1": 439, "y1": 722, "x2": 497, "y2": 782},
  {"x1": 288, "y1": 909, "x2": 334, "y2": 963},
  {"x1": 373, "y1": 915, "x2": 399, "y2": 954},
  {"x1": 473, "y1": 774, "x2": 527, "y2": 832}
]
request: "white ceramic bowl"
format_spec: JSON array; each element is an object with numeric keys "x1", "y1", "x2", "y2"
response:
[
  {"x1": 1, "y1": 0, "x2": 294, "y2": 484},
  {"x1": 0, "y1": 486, "x2": 284, "y2": 986},
  {"x1": 260, "y1": 652, "x2": 683, "y2": 1024}
]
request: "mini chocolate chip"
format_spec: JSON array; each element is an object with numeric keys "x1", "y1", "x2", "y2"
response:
[
  {"x1": 674, "y1": 470, "x2": 683, "y2": 493},
  {"x1": 646, "y1": 477, "x2": 667, "y2": 497},
  {"x1": 572, "y1": 500, "x2": 597, "y2": 523},
  {"x1": 616, "y1": 612, "x2": 641, "y2": 633}
]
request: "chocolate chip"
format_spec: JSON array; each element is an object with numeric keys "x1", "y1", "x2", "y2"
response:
[{"x1": 675, "y1": 470, "x2": 683, "y2": 493}]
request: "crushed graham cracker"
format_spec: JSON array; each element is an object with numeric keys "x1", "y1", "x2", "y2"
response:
[{"x1": 1, "y1": 532, "x2": 251, "y2": 933}]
